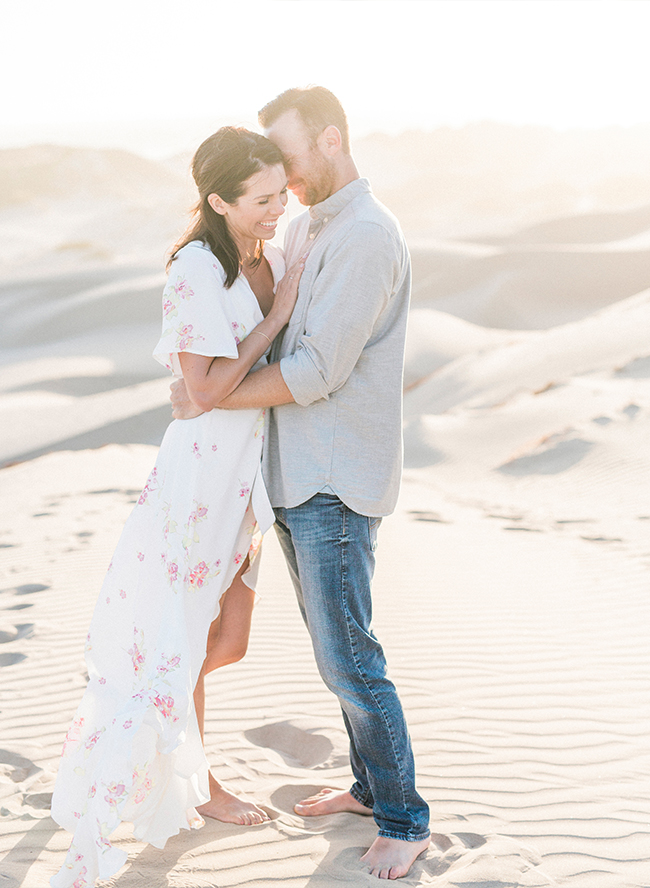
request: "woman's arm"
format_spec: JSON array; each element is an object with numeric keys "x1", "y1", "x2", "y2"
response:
[
  {"x1": 172, "y1": 360, "x2": 294, "y2": 418},
  {"x1": 178, "y1": 258, "x2": 304, "y2": 414},
  {"x1": 179, "y1": 322, "x2": 279, "y2": 412}
]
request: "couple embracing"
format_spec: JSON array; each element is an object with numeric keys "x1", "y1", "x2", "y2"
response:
[{"x1": 50, "y1": 86, "x2": 430, "y2": 885}]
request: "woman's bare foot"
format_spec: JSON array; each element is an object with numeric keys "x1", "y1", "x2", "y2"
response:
[
  {"x1": 197, "y1": 772, "x2": 269, "y2": 826},
  {"x1": 361, "y1": 835, "x2": 430, "y2": 880},
  {"x1": 294, "y1": 788, "x2": 373, "y2": 817}
]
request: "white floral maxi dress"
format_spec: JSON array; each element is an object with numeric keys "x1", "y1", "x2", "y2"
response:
[{"x1": 50, "y1": 241, "x2": 283, "y2": 888}]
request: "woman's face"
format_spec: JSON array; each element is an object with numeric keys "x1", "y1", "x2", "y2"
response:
[{"x1": 210, "y1": 163, "x2": 288, "y2": 249}]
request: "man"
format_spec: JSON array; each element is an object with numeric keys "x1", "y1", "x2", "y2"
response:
[{"x1": 172, "y1": 86, "x2": 430, "y2": 880}]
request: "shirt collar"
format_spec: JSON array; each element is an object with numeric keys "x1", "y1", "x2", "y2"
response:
[{"x1": 309, "y1": 177, "x2": 371, "y2": 222}]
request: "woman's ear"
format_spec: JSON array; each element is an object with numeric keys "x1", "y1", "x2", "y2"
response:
[{"x1": 207, "y1": 193, "x2": 228, "y2": 215}]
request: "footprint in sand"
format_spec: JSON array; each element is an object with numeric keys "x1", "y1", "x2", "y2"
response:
[
  {"x1": 503, "y1": 525, "x2": 542, "y2": 532},
  {"x1": 0, "y1": 653, "x2": 27, "y2": 667},
  {"x1": 408, "y1": 509, "x2": 451, "y2": 524},
  {"x1": 498, "y1": 437, "x2": 594, "y2": 476},
  {"x1": 13, "y1": 584, "x2": 50, "y2": 596},
  {"x1": 422, "y1": 832, "x2": 552, "y2": 884},
  {"x1": 615, "y1": 355, "x2": 650, "y2": 378},
  {"x1": 244, "y1": 719, "x2": 347, "y2": 770},
  {"x1": 622, "y1": 403, "x2": 640, "y2": 419},
  {"x1": 555, "y1": 519, "x2": 595, "y2": 525},
  {"x1": 22, "y1": 792, "x2": 52, "y2": 811},
  {"x1": 2, "y1": 585, "x2": 49, "y2": 614},
  {"x1": 0, "y1": 749, "x2": 42, "y2": 784},
  {"x1": 452, "y1": 832, "x2": 488, "y2": 849},
  {"x1": 0, "y1": 625, "x2": 34, "y2": 644},
  {"x1": 88, "y1": 487, "x2": 142, "y2": 497},
  {"x1": 486, "y1": 513, "x2": 524, "y2": 520}
]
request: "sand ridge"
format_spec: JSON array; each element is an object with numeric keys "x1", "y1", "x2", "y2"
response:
[
  {"x1": 2, "y1": 175, "x2": 650, "y2": 885},
  {"x1": 1, "y1": 447, "x2": 649, "y2": 885}
]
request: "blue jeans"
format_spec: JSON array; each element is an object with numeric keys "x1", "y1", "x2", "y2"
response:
[{"x1": 273, "y1": 493, "x2": 430, "y2": 841}]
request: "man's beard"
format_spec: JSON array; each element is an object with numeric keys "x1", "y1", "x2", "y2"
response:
[{"x1": 302, "y1": 151, "x2": 337, "y2": 206}]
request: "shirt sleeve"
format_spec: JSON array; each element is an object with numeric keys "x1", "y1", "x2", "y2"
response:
[
  {"x1": 152, "y1": 244, "x2": 240, "y2": 376},
  {"x1": 279, "y1": 221, "x2": 406, "y2": 406}
]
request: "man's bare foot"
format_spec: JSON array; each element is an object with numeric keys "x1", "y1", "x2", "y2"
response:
[
  {"x1": 361, "y1": 835, "x2": 430, "y2": 880},
  {"x1": 197, "y1": 773, "x2": 269, "y2": 826},
  {"x1": 294, "y1": 788, "x2": 373, "y2": 817}
]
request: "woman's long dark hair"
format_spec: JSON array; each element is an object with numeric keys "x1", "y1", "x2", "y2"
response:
[{"x1": 168, "y1": 127, "x2": 284, "y2": 288}]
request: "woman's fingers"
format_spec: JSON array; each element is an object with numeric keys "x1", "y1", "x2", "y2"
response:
[{"x1": 289, "y1": 256, "x2": 306, "y2": 280}]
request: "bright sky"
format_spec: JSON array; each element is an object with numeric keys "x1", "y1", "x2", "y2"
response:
[{"x1": 4, "y1": 0, "x2": 650, "y2": 157}]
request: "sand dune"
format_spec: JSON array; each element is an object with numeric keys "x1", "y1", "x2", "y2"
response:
[
  {"x1": 410, "y1": 244, "x2": 650, "y2": 329},
  {"x1": 6, "y1": 125, "x2": 650, "y2": 276},
  {"x1": 403, "y1": 309, "x2": 511, "y2": 390},
  {"x1": 0, "y1": 266, "x2": 170, "y2": 467},
  {"x1": 2, "y1": 135, "x2": 650, "y2": 885},
  {"x1": 1, "y1": 440, "x2": 648, "y2": 886},
  {"x1": 478, "y1": 202, "x2": 650, "y2": 246},
  {"x1": 354, "y1": 122, "x2": 650, "y2": 240},
  {"x1": 0, "y1": 146, "x2": 192, "y2": 275},
  {"x1": 405, "y1": 287, "x2": 650, "y2": 415}
]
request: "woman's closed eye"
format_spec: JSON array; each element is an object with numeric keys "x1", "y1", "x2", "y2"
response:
[{"x1": 259, "y1": 188, "x2": 287, "y2": 206}]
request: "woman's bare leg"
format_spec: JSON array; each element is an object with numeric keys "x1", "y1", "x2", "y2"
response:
[{"x1": 193, "y1": 559, "x2": 269, "y2": 825}]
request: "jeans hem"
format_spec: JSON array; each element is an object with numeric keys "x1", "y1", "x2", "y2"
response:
[{"x1": 377, "y1": 828, "x2": 431, "y2": 842}]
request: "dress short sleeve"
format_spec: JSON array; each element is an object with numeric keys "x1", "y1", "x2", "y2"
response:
[{"x1": 153, "y1": 241, "x2": 239, "y2": 376}]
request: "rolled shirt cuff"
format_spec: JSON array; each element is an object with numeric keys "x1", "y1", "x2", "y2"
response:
[{"x1": 279, "y1": 352, "x2": 330, "y2": 407}]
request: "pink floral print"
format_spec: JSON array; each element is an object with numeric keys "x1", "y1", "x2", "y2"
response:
[
  {"x1": 104, "y1": 781, "x2": 128, "y2": 808},
  {"x1": 185, "y1": 560, "x2": 221, "y2": 590},
  {"x1": 153, "y1": 694, "x2": 178, "y2": 723},
  {"x1": 173, "y1": 277, "x2": 194, "y2": 300},
  {"x1": 72, "y1": 866, "x2": 88, "y2": 888},
  {"x1": 50, "y1": 241, "x2": 280, "y2": 888},
  {"x1": 62, "y1": 716, "x2": 84, "y2": 756},
  {"x1": 175, "y1": 323, "x2": 206, "y2": 351},
  {"x1": 138, "y1": 467, "x2": 159, "y2": 506},
  {"x1": 128, "y1": 628, "x2": 146, "y2": 677},
  {"x1": 133, "y1": 775, "x2": 153, "y2": 805},
  {"x1": 156, "y1": 654, "x2": 181, "y2": 677},
  {"x1": 188, "y1": 561, "x2": 209, "y2": 587},
  {"x1": 187, "y1": 503, "x2": 208, "y2": 527}
]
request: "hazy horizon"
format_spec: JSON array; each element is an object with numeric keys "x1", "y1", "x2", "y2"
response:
[
  {"x1": 5, "y1": 116, "x2": 650, "y2": 163},
  {"x1": 6, "y1": 0, "x2": 650, "y2": 158}
]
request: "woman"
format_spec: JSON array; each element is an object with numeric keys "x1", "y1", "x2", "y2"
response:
[{"x1": 50, "y1": 127, "x2": 303, "y2": 888}]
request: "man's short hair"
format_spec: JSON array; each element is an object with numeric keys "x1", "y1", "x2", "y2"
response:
[{"x1": 259, "y1": 86, "x2": 350, "y2": 154}]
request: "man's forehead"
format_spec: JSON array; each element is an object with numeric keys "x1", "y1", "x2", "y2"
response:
[{"x1": 265, "y1": 109, "x2": 310, "y2": 149}]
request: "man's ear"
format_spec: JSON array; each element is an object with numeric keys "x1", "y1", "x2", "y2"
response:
[
  {"x1": 207, "y1": 193, "x2": 228, "y2": 215},
  {"x1": 317, "y1": 125, "x2": 342, "y2": 156}
]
